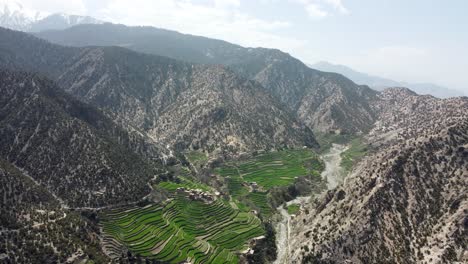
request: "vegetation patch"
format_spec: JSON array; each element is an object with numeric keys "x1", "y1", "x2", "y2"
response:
[
  {"x1": 340, "y1": 137, "x2": 368, "y2": 172},
  {"x1": 101, "y1": 195, "x2": 264, "y2": 263},
  {"x1": 158, "y1": 177, "x2": 212, "y2": 192},
  {"x1": 220, "y1": 149, "x2": 323, "y2": 189},
  {"x1": 315, "y1": 132, "x2": 353, "y2": 153},
  {"x1": 213, "y1": 149, "x2": 324, "y2": 218},
  {"x1": 186, "y1": 151, "x2": 208, "y2": 168},
  {"x1": 287, "y1": 204, "x2": 300, "y2": 215}
]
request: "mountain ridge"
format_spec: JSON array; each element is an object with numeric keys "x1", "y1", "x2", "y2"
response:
[
  {"x1": 36, "y1": 23, "x2": 380, "y2": 134},
  {"x1": 0, "y1": 70, "x2": 163, "y2": 207},
  {"x1": 311, "y1": 61, "x2": 466, "y2": 98},
  {"x1": 0, "y1": 27, "x2": 317, "y2": 153}
]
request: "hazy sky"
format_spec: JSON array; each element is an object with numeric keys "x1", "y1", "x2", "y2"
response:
[{"x1": 17, "y1": 0, "x2": 468, "y2": 93}]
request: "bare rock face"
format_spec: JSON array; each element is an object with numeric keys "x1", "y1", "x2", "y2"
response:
[
  {"x1": 0, "y1": 27, "x2": 317, "y2": 153},
  {"x1": 0, "y1": 71, "x2": 160, "y2": 207},
  {"x1": 289, "y1": 96, "x2": 468, "y2": 263}
]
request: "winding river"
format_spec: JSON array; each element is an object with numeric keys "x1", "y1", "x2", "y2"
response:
[{"x1": 274, "y1": 144, "x2": 348, "y2": 263}]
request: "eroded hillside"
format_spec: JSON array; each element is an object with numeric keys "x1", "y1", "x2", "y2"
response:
[
  {"x1": 0, "y1": 71, "x2": 161, "y2": 207},
  {"x1": 290, "y1": 116, "x2": 468, "y2": 263},
  {"x1": 0, "y1": 27, "x2": 317, "y2": 153}
]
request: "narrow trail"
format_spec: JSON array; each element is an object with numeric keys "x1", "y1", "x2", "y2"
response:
[{"x1": 274, "y1": 144, "x2": 348, "y2": 263}]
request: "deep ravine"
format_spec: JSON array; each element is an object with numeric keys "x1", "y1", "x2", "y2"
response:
[{"x1": 273, "y1": 144, "x2": 348, "y2": 263}]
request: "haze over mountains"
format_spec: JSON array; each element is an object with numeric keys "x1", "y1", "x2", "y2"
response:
[
  {"x1": 0, "y1": 0, "x2": 102, "y2": 32},
  {"x1": 0, "y1": 6, "x2": 467, "y2": 264},
  {"x1": 311, "y1": 61, "x2": 466, "y2": 98}
]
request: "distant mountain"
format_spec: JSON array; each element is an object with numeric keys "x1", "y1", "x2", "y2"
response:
[
  {"x1": 36, "y1": 23, "x2": 379, "y2": 134},
  {"x1": 310, "y1": 61, "x2": 465, "y2": 98},
  {"x1": 0, "y1": 27, "x2": 316, "y2": 153},
  {"x1": 0, "y1": 1, "x2": 102, "y2": 32},
  {"x1": 29, "y1": 13, "x2": 103, "y2": 32}
]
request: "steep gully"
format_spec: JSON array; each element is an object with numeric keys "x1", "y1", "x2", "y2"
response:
[{"x1": 274, "y1": 144, "x2": 348, "y2": 263}]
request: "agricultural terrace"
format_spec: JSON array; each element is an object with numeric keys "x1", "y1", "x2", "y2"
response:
[
  {"x1": 158, "y1": 176, "x2": 213, "y2": 192},
  {"x1": 101, "y1": 194, "x2": 264, "y2": 264},
  {"x1": 215, "y1": 149, "x2": 323, "y2": 216},
  {"x1": 216, "y1": 149, "x2": 323, "y2": 189}
]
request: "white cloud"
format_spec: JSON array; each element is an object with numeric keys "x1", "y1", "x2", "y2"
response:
[
  {"x1": 293, "y1": 0, "x2": 348, "y2": 19},
  {"x1": 96, "y1": 0, "x2": 306, "y2": 52},
  {"x1": 323, "y1": 0, "x2": 348, "y2": 14},
  {"x1": 305, "y1": 3, "x2": 328, "y2": 18},
  {"x1": 19, "y1": 0, "x2": 87, "y2": 15},
  {"x1": 214, "y1": 0, "x2": 240, "y2": 8}
]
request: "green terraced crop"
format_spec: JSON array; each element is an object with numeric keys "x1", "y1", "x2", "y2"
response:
[
  {"x1": 247, "y1": 192, "x2": 272, "y2": 215},
  {"x1": 158, "y1": 177, "x2": 212, "y2": 192},
  {"x1": 218, "y1": 149, "x2": 323, "y2": 189},
  {"x1": 101, "y1": 195, "x2": 264, "y2": 263},
  {"x1": 213, "y1": 149, "x2": 324, "y2": 219}
]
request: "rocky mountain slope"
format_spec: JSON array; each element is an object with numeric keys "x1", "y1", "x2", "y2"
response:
[
  {"x1": 36, "y1": 23, "x2": 379, "y2": 134},
  {"x1": 0, "y1": 70, "x2": 162, "y2": 207},
  {"x1": 229, "y1": 49, "x2": 378, "y2": 134},
  {"x1": 0, "y1": 159, "x2": 108, "y2": 263},
  {"x1": 0, "y1": 27, "x2": 316, "y2": 153},
  {"x1": 0, "y1": 1, "x2": 102, "y2": 32},
  {"x1": 368, "y1": 87, "x2": 468, "y2": 146},
  {"x1": 311, "y1": 61, "x2": 466, "y2": 98},
  {"x1": 289, "y1": 93, "x2": 468, "y2": 263}
]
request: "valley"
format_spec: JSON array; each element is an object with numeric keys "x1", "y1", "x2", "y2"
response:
[
  {"x1": 320, "y1": 143, "x2": 349, "y2": 190},
  {"x1": 98, "y1": 148, "x2": 327, "y2": 263},
  {"x1": 0, "y1": 5, "x2": 467, "y2": 263},
  {"x1": 274, "y1": 142, "x2": 350, "y2": 263}
]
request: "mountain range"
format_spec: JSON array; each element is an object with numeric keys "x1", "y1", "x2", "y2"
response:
[
  {"x1": 0, "y1": 0, "x2": 102, "y2": 32},
  {"x1": 0, "y1": 27, "x2": 317, "y2": 153},
  {"x1": 36, "y1": 23, "x2": 379, "y2": 134},
  {"x1": 311, "y1": 61, "x2": 466, "y2": 98},
  {"x1": 0, "y1": 9, "x2": 467, "y2": 264}
]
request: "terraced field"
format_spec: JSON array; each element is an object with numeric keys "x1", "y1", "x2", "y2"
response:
[
  {"x1": 218, "y1": 149, "x2": 323, "y2": 189},
  {"x1": 101, "y1": 195, "x2": 264, "y2": 263},
  {"x1": 247, "y1": 192, "x2": 272, "y2": 215},
  {"x1": 158, "y1": 177, "x2": 212, "y2": 192},
  {"x1": 213, "y1": 149, "x2": 324, "y2": 219}
]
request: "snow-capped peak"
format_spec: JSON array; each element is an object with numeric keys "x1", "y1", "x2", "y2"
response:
[
  {"x1": 0, "y1": 1, "x2": 103, "y2": 32},
  {"x1": 0, "y1": 0, "x2": 47, "y2": 21}
]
